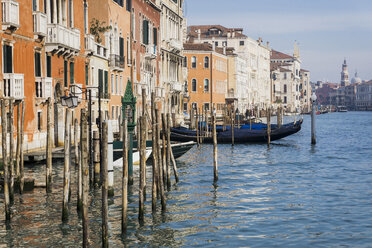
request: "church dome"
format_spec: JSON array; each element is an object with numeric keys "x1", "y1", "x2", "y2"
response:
[{"x1": 351, "y1": 72, "x2": 362, "y2": 84}]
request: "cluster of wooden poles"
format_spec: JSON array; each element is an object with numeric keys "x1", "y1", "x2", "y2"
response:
[{"x1": 1, "y1": 98, "x2": 26, "y2": 221}]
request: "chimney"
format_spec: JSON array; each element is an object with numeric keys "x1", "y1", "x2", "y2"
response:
[
  {"x1": 266, "y1": 41, "x2": 270, "y2": 48},
  {"x1": 232, "y1": 32, "x2": 235, "y2": 38},
  {"x1": 198, "y1": 29, "x2": 201, "y2": 42},
  {"x1": 227, "y1": 32, "x2": 231, "y2": 38}
]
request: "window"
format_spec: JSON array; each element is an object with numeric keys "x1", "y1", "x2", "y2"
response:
[
  {"x1": 3, "y1": 44, "x2": 13, "y2": 73},
  {"x1": 85, "y1": 64, "x2": 89, "y2": 85},
  {"x1": 143, "y1": 19, "x2": 149, "y2": 45},
  {"x1": 99, "y1": 69, "x2": 103, "y2": 95},
  {"x1": 64, "y1": 60, "x2": 68, "y2": 87},
  {"x1": 35, "y1": 80, "x2": 43, "y2": 98},
  {"x1": 191, "y1": 79, "x2": 197, "y2": 92},
  {"x1": 83, "y1": 0, "x2": 88, "y2": 33},
  {"x1": 46, "y1": 55, "x2": 51, "y2": 77},
  {"x1": 204, "y1": 79, "x2": 209, "y2": 92},
  {"x1": 284, "y1": 96, "x2": 287, "y2": 103},
  {"x1": 112, "y1": 106, "x2": 115, "y2": 120},
  {"x1": 113, "y1": 0, "x2": 123, "y2": 7},
  {"x1": 116, "y1": 75, "x2": 119, "y2": 94},
  {"x1": 126, "y1": 0, "x2": 131, "y2": 11},
  {"x1": 104, "y1": 71, "x2": 109, "y2": 97},
  {"x1": 204, "y1": 56, "x2": 209, "y2": 68},
  {"x1": 69, "y1": 0, "x2": 73, "y2": 27},
  {"x1": 183, "y1": 56, "x2": 187, "y2": 67},
  {"x1": 284, "y1": 84, "x2": 287, "y2": 93},
  {"x1": 191, "y1": 102, "x2": 197, "y2": 110},
  {"x1": 119, "y1": 37, "x2": 124, "y2": 59},
  {"x1": 111, "y1": 74, "x2": 114, "y2": 94},
  {"x1": 37, "y1": 112, "x2": 42, "y2": 131},
  {"x1": 70, "y1": 62, "x2": 74, "y2": 84},
  {"x1": 240, "y1": 41, "x2": 244, "y2": 46},
  {"x1": 296, "y1": 84, "x2": 299, "y2": 91},
  {"x1": 284, "y1": 73, "x2": 287, "y2": 80},
  {"x1": 34, "y1": 52, "x2": 41, "y2": 77},
  {"x1": 191, "y1": 56, "x2": 196, "y2": 68},
  {"x1": 222, "y1": 41, "x2": 227, "y2": 47},
  {"x1": 215, "y1": 42, "x2": 218, "y2": 47},
  {"x1": 273, "y1": 85, "x2": 276, "y2": 93},
  {"x1": 183, "y1": 103, "x2": 187, "y2": 112},
  {"x1": 153, "y1": 27, "x2": 157, "y2": 46},
  {"x1": 204, "y1": 103, "x2": 210, "y2": 111}
]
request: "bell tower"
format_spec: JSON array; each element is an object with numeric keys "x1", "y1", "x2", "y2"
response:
[{"x1": 341, "y1": 59, "x2": 349, "y2": 86}]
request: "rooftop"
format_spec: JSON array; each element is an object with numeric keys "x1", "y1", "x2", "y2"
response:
[{"x1": 271, "y1": 49, "x2": 293, "y2": 60}]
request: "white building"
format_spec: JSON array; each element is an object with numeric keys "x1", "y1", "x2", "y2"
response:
[
  {"x1": 270, "y1": 47, "x2": 307, "y2": 112},
  {"x1": 160, "y1": 0, "x2": 187, "y2": 122},
  {"x1": 356, "y1": 80, "x2": 372, "y2": 110},
  {"x1": 187, "y1": 25, "x2": 271, "y2": 111}
]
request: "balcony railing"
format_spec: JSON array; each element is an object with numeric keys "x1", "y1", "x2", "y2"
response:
[
  {"x1": 84, "y1": 34, "x2": 95, "y2": 54},
  {"x1": 95, "y1": 43, "x2": 108, "y2": 59},
  {"x1": 145, "y1": 45, "x2": 157, "y2": 59},
  {"x1": 169, "y1": 38, "x2": 182, "y2": 52},
  {"x1": 170, "y1": 81, "x2": 183, "y2": 92},
  {"x1": 46, "y1": 23, "x2": 81, "y2": 52},
  {"x1": 155, "y1": 86, "x2": 165, "y2": 98},
  {"x1": 1, "y1": 0, "x2": 19, "y2": 30},
  {"x1": 109, "y1": 54, "x2": 125, "y2": 71},
  {"x1": 35, "y1": 77, "x2": 53, "y2": 99},
  {"x1": 3, "y1": 73, "x2": 24, "y2": 99},
  {"x1": 33, "y1": 11, "x2": 47, "y2": 37}
]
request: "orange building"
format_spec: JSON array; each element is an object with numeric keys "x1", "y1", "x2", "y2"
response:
[
  {"x1": 184, "y1": 43, "x2": 227, "y2": 115},
  {"x1": 1, "y1": 0, "x2": 88, "y2": 151},
  {"x1": 131, "y1": 0, "x2": 160, "y2": 116}
]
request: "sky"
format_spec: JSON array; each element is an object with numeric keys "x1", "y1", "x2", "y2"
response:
[{"x1": 184, "y1": 0, "x2": 372, "y2": 83}]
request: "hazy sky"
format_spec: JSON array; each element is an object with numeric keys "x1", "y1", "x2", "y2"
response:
[{"x1": 184, "y1": 0, "x2": 372, "y2": 83}]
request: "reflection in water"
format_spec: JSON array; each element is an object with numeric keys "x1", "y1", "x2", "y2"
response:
[{"x1": 1, "y1": 112, "x2": 372, "y2": 247}]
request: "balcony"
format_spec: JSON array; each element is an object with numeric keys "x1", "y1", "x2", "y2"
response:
[
  {"x1": 46, "y1": 23, "x2": 80, "y2": 54},
  {"x1": 145, "y1": 45, "x2": 157, "y2": 59},
  {"x1": 155, "y1": 86, "x2": 165, "y2": 98},
  {"x1": 169, "y1": 38, "x2": 182, "y2": 53},
  {"x1": 84, "y1": 34, "x2": 95, "y2": 55},
  {"x1": 109, "y1": 54, "x2": 125, "y2": 71},
  {"x1": 33, "y1": 11, "x2": 47, "y2": 37},
  {"x1": 170, "y1": 81, "x2": 183, "y2": 92},
  {"x1": 2, "y1": 73, "x2": 24, "y2": 99},
  {"x1": 94, "y1": 43, "x2": 108, "y2": 59},
  {"x1": 1, "y1": 0, "x2": 20, "y2": 31},
  {"x1": 35, "y1": 77, "x2": 53, "y2": 99}
]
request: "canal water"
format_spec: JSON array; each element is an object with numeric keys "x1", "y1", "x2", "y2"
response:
[{"x1": 1, "y1": 112, "x2": 372, "y2": 247}]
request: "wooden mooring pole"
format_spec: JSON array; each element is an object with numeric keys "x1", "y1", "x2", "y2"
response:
[
  {"x1": 232, "y1": 106, "x2": 235, "y2": 146},
  {"x1": 168, "y1": 113, "x2": 179, "y2": 183},
  {"x1": 62, "y1": 108, "x2": 71, "y2": 221},
  {"x1": 122, "y1": 116, "x2": 129, "y2": 234},
  {"x1": 101, "y1": 122, "x2": 109, "y2": 248},
  {"x1": 20, "y1": 100, "x2": 25, "y2": 193},
  {"x1": 93, "y1": 131, "x2": 100, "y2": 186},
  {"x1": 15, "y1": 101, "x2": 21, "y2": 187},
  {"x1": 161, "y1": 113, "x2": 167, "y2": 188},
  {"x1": 74, "y1": 118, "x2": 79, "y2": 165},
  {"x1": 267, "y1": 107, "x2": 271, "y2": 147},
  {"x1": 155, "y1": 107, "x2": 166, "y2": 211},
  {"x1": 46, "y1": 97, "x2": 53, "y2": 192},
  {"x1": 151, "y1": 93, "x2": 158, "y2": 212},
  {"x1": 9, "y1": 99, "x2": 14, "y2": 203},
  {"x1": 138, "y1": 116, "x2": 146, "y2": 221},
  {"x1": 1, "y1": 99, "x2": 10, "y2": 220},
  {"x1": 81, "y1": 110, "x2": 89, "y2": 247},
  {"x1": 196, "y1": 108, "x2": 199, "y2": 146},
  {"x1": 212, "y1": 113, "x2": 218, "y2": 182},
  {"x1": 165, "y1": 113, "x2": 171, "y2": 190}
]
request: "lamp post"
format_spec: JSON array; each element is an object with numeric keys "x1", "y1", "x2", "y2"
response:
[
  {"x1": 122, "y1": 80, "x2": 136, "y2": 185},
  {"x1": 63, "y1": 84, "x2": 102, "y2": 185},
  {"x1": 311, "y1": 93, "x2": 317, "y2": 145}
]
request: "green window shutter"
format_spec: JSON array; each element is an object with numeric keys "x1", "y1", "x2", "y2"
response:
[
  {"x1": 98, "y1": 69, "x2": 103, "y2": 95},
  {"x1": 143, "y1": 20, "x2": 148, "y2": 45},
  {"x1": 70, "y1": 62, "x2": 74, "y2": 84},
  {"x1": 34, "y1": 52, "x2": 41, "y2": 77},
  {"x1": 104, "y1": 70, "x2": 108, "y2": 95},
  {"x1": 64, "y1": 60, "x2": 68, "y2": 87},
  {"x1": 119, "y1": 37, "x2": 124, "y2": 57},
  {"x1": 153, "y1": 27, "x2": 157, "y2": 46},
  {"x1": 3, "y1": 45, "x2": 13, "y2": 73},
  {"x1": 85, "y1": 64, "x2": 89, "y2": 85},
  {"x1": 47, "y1": 55, "x2": 51, "y2": 77}
]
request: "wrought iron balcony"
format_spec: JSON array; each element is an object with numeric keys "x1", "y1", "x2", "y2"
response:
[
  {"x1": 1, "y1": 0, "x2": 19, "y2": 31},
  {"x1": 2, "y1": 73, "x2": 24, "y2": 99},
  {"x1": 46, "y1": 23, "x2": 81, "y2": 53},
  {"x1": 33, "y1": 11, "x2": 47, "y2": 37},
  {"x1": 109, "y1": 54, "x2": 125, "y2": 71}
]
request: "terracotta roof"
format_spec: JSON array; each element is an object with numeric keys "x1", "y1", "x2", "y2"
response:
[
  {"x1": 300, "y1": 69, "x2": 309, "y2": 72},
  {"x1": 271, "y1": 49, "x2": 293, "y2": 60},
  {"x1": 188, "y1": 25, "x2": 247, "y2": 39},
  {"x1": 279, "y1": 67, "x2": 292, "y2": 72},
  {"x1": 183, "y1": 43, "x2": 228, "y2": 56}
]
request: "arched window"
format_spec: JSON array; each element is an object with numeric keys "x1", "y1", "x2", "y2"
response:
[
  {"x1": 191, "y1": 56, "x2": 197, "y2": 68},
  {"x1": 204, "y1": 56, "x2": 209, "y2": 68},
  {"x1": 204, "y1": 79, "x2": 209, "y2": 92},
  {"x1": 192, "y1": 79, "x2": 197, "y2": 92}
]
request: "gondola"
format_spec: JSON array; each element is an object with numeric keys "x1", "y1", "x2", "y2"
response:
[{"x1": 170, "y1": 120, "x2": 302, "y2": 144}]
